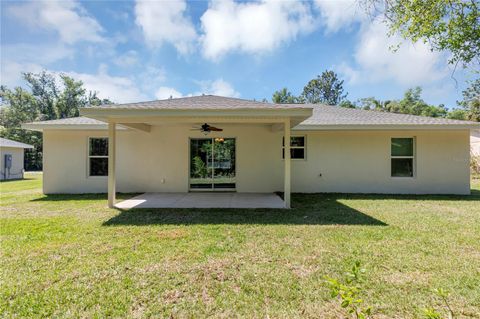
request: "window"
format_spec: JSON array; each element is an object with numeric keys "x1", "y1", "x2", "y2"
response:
[
  {"x1": 88, "y1": 138, "x2": 108, "y2": 176},
  {"x1": 391, "y1": 138, "x2": 414, "y2": 177},
  {"x1": 282, "y1": 136, "x2": 306, "y2": 159}
]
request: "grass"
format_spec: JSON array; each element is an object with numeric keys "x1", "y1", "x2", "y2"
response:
[{"x1": 1, "y1": 173, "x2": 479, "y2": 318}]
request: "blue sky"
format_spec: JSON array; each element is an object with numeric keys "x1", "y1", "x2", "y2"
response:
[{"x1": 0, "y1": 0, "x2": 474, "y2": 107}]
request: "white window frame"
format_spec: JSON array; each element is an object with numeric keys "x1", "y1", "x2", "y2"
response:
[
  {"x1": 87, "y1": 137, "x2": 109, "y2": 178},
  {"x1": 282, "y1": 135, "x2": 306, "y2": 160},
  {"x1": 390, "y1": 137, "x2": 416, "y2": 178}
]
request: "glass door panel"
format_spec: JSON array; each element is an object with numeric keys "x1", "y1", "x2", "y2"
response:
[
  {"x1": 189, "y1": 138, "x2": 236, "y2": 190},
  {"x1": 213, "y1": 138, "x2": 236, "y2": 189},
  {"x1": 190, "y1": 139, "x2": 213, "y2": 189}
]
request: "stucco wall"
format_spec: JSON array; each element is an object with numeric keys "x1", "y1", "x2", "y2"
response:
[
  {"x1": 42, "y1": 124, "x2": 283, "y2": 194},
  {"x1": 0, "y1": 147, "x2": 25, "y2": 180},
  {"x1": 291, "y1": 130, "x2": 470, "y2": 194},
  {"x1": 42, "y1": 126, "x2": 471, "y2": 195}
]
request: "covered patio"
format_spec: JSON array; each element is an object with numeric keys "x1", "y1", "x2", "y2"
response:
[
  {"x1": 115, "y1": 192, "x2": 285, "y2": 209},
  {"x1": 79, "y1": 96, "x2": 313, "y2": 209}
]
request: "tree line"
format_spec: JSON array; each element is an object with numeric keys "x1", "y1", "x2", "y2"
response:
[
  {"x1": 0, "y1": 72, "x2": 112, "y2": 170},
  {"x1": 272, "y1": 70, "x2": 480, "y2": 122}
]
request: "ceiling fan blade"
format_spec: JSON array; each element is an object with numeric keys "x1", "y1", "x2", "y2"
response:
[{"x1": 209, "y1": 126, "x2": 223, "y2": 131}]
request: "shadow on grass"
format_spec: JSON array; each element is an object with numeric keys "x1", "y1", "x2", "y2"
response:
[
  {"x1": 0, "y1": 177, "x2": 38, "y2": 183},
  {"x1": 30, "y1": 193, "x2": 137, "y2": 202},
  {"x1": 102, "y1": 190, "x2": 480, "y2": 226},
  {"x1": 304, "y1": 190, "x2": 480, "y2": 201},
  {"x1": 29, "y1": 191, "x2": 479, "y2": 226},
  {"x1": 103, "y1": 193, "x2": 388, "y2": 226}
]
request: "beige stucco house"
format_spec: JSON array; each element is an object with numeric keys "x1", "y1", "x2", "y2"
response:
[
  {"x1": 22, "y1": 95, "x2": 480, "y2": 208},
  {"x1": 0, "y1": 137, "x2": 34, "y2": 180}
]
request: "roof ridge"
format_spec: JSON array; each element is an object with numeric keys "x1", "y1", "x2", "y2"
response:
[{"x1": 88, "y1": 94, "x2": 273, "y2": 108}]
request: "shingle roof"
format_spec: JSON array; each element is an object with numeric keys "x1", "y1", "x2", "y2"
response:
[
  {"x1": 21, "y1": 116, "x2": 112, "y2": 131},
  {"x1": 21, "y1": 96, "x2": 480, "y2": 130},
  {"x1": 87, "y1": 95, "x2": 309, "y2": 110},
  {"x1": 296, "y1": 104, "x2": 479, "y2": 127},
  {"x1": 25, "y1": 117, "x2": 106, "y2": 125},
  {"x1": 0, "y1": 138, "x2": 34, "y2": 149}
]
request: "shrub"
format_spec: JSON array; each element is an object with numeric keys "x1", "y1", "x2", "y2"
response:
[{"x1": 325, "y1": 261, "x2": 372, "y2": 319}]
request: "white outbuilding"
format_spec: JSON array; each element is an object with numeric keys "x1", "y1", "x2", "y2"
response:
[
  {"x1": 0, "y1": 137, "x2": 34, "y2": 180},
  {"x1": 471, "y1": 129, "x2": 480, "y2": 157}
]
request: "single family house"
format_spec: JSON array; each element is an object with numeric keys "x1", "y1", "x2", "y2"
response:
[{"x1": 22, "y1": 95, "x2": 480, "y2": 208}]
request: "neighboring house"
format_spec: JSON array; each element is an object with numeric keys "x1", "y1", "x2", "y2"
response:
[
  {"x1": 22, "y1": 95, "x2": 480, "y2": 208},
  {"x1": 471, "y1": 129, "x2": 480, "y2": 157},
  {"x1": 0, "y1": 138, "x2": 34, "y2": 180}
]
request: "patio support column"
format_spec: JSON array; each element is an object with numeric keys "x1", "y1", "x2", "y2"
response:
[
  {"x1": 108, "y1": 122, "x2": 116, "y2": 208},
  {"x1": 284, "y1": 118, "x2": 291, "y2": 208}
]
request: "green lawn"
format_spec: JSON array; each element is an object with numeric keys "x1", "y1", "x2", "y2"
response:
[{"x1": 1, "y1": 174, "x2": 479, "y2": 318}]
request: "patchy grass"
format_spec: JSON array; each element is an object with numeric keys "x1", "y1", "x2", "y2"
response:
[{"x1": 1, "y1": 173, "x2": 479, "y2": 318}]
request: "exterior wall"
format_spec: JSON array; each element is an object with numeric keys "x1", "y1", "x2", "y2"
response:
[
  {"x1": 471, "y1": 129, "x2": 480, "y2": 156},
  {"x1": 292, "y1": 130, "x2": 470, "y2": 194},
  {"x1": 42, "y1": 126, "x2": 471, "y2": 195},
  {"x1": 0, "y1": 147, "x2": 25, "y2": 180},
  {"x1": 42, "y1": 124, "x2": 283, "y2": 194}
]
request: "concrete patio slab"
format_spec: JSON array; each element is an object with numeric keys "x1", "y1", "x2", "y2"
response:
[{"x1": 115, "y1": 192, "x2": 285, "y2": 209}]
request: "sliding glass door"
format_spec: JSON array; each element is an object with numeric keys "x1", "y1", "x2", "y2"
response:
[{"x1": 189, "y1": 138, "x2": 236, "y2": 190}]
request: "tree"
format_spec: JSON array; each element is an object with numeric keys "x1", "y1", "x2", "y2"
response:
[
  {"x1": 457, "y1": 79, "x2": 480, "y2": 121},
  {"x1": 382, "y1": 87, "x2": 448, "y2": 117},
  {"x1": 24, "y1": 71, "x2": 59, "y2": 120},
  {"x1": 56, "y1": 75, "x2": 86, "y2": 118},
  {"x1": 88, "y1": 91, "x2": 114, "y2": 106},
  {"x1": 447, "y1": 108, "x2": 467, "y2": 120},
  {"x1": 357, "y1": 97, "x2": 383, "y2": 110},
  {"x1": 301, "y1": 70, "x2": 347, "y2": 105},
  {"x1": 361, "y1": 0, "x2": 480, "y2": 67},
  {"x1": 272, "y1": 88, "x2": 301, "y2": 103},
  {"x1": 0, "y1": 86, "x2": 43, "y2": 170},
  {"x1": 339, "y1": 100, "x2": 357, "y2": 108}
]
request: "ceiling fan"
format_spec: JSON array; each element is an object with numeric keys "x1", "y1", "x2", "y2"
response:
[{"x1": 191, "y1": 123, "x2": 223, "y2": 134}]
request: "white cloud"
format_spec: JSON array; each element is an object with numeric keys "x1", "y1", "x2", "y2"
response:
[
  {"x1": 155, "y1": 87, "x2": 183, "y2": 100},
  {"x1": 134, "y1": 0, "x2": 197, "y2": 54},
  {"x1": 2, "y1": 43, "x2": 74, "y2": 65},
  {"x1": 314, "y1": 0, "x2": 364, "y2": 33},
  {"x1": 1, "y1": 43, "x2": 74, "y2": 87},
  {"x1": 315, "y1": 1, "x2": 450, "y2": 88},
  {"x1": 195, "y1": 78, "x2": 240, "y2": 97},
  {"x1": 337, "y1": 62, "x2": 360, "y2": 84},
  {"x1": 7, "y1": 0, "x2": 104, "y2": 44},
  {"x1": 0, "y1": 62, "x2": 44, "y2": 88},
  {"x1": 200, "y1": 0, "x2": 315, "y2": 60},
  {"x1": 66, "y1": 65, "x2": 147, "y2": 103},
  {"x1": 154, "y1": 78, "x2": 240, "y2": 100},
  {"x1": 143, "y1": 66, "x2": 167, "y2": 84},
  {"x1": 113, "y1": 50, "x2": 139, "y2": 67},
  {"x1": 339, "y1": 21, "x2": 448, "y2": 86}
]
